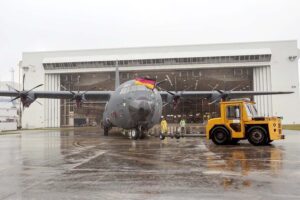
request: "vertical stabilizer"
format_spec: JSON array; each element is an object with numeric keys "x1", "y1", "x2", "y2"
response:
[{"x1": 115, "y1": 60, "x2": 120, "y2": 90}]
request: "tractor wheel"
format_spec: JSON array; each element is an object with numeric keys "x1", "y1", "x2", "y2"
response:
[
  {"x1": 211, "y1": 127, "x2": 230, "y2": 145},
  {"x1": 247, "y1": 126, "x2": 267, "y2": 146}
]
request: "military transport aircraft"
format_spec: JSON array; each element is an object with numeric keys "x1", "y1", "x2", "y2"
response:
[{"x1": 0, "y1": 66, "x2": 293, "y2": 140}]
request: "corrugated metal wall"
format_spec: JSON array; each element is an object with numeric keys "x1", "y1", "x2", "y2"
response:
[
  {"x1": 44, "y1": 74, "x2": 60, "y2": 127},
  {"x1": 253, "y1": 66, "x2": 273, "y2": 116}
]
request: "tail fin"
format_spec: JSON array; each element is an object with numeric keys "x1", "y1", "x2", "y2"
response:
[{"x1": 115, "y1": 60, "x2": 120, "y2": 90}]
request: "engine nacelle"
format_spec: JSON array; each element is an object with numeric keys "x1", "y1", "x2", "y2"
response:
[
  {"x1": 73, "y1": 94, "x2": 87, "y2": 108},
  {"x1": 166, "y1": 93, "x2": 181, "y2": 109},
  {"x1": 21, "y1": 92, "x2": 36, "y2": 107}
]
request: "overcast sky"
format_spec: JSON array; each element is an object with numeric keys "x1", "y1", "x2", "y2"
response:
[{"x1": 0, "y1": 0, "x2": 299, "y2": 82}]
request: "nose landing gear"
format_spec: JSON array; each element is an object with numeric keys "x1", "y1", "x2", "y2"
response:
[{"x1": 130, "y1": 126, "x2": 148, "y2": 140}]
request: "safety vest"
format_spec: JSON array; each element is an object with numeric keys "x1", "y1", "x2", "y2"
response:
[{"x1": 160, "y1": 120, "x2": 168, "y2": 133}]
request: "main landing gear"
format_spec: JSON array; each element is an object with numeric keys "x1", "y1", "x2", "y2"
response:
[
  {"x1": 104, "y1": 127, "x2": 109, "y2": 136},
  {"x1": 159, "y1": 132, "x2": 181, "y2": 140}
]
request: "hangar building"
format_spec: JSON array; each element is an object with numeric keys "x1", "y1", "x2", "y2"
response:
[{"x1": 19, "y1": 40, "x2": 300, "y2": 128}]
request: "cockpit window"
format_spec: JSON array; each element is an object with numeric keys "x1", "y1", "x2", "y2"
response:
[
  {"x1": 120, "y1": 87, "x2": 129, "y2": 94},
  {"x1": 120, "y1": 85, "x2": 148, "y2": 94},
  {"x1": 130, "y1": 85, "x2": 148, "y2": 91}
]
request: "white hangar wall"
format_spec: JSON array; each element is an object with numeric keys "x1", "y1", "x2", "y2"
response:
[{"x1": 20, "y1": 40, "x2": 300, "y2": 128}]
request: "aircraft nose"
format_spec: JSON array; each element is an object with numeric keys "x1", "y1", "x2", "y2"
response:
[{"x1": 129, "y1": 100, "x2": 153, "y2": 120}]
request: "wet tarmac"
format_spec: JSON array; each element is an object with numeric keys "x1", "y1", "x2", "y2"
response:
[{"x1": 0, "y1": 128, "x2": 300, "y2": 200}]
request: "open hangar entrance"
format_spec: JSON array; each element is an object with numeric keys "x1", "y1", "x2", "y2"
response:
[{"x1": 59, "y1": 67, "x2": 255, "y2": 126}]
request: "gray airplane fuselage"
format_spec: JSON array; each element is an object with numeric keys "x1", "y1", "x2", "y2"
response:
[{"x1": 102, "y1": 80, "x2": 162, "y2": 131}]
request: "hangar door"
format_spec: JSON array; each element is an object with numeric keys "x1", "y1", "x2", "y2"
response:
[
  {"x1": 253, "y1": 66, "x2": 273, "y2": 116},
  {"x1": 44, "y1": 74, "x2": 61, "y2": 128}
]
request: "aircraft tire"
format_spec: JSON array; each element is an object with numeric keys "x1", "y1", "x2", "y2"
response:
[
  {"x1": 159, "y1": 133, "x2": 165, "y2": 140},
  {"x1": 131, "y1": 129, "x2": 139, "y2": 140},
  {"x1": 104, "y1": 127, "x2": 109, "y2": 136},
  {"x1": 175, "y1": 132, "x2": 181, "y2": 139}
]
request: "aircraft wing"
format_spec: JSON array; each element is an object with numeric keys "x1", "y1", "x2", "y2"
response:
[
  {"x1": 176, "y1": 90, "x2": 293, "y2": 96},
  {"x1": 221, "y1": 91, "x2": 294, "y2": 98},
  {"x1": 0, "y1": 90, "x2": 113, "y2": 101},
  {"x1": 159, "y1": 91, "x2": 213, "y2": 99},
  {"x1": 0, "y1": 91, "x2": 19, "y2": 97},
  {"x1": 34, "y1": 91, "x2": 113, "y2": 101},
  {"x1": 159, "y1": 90, "x2": 294, "y2": 103}
]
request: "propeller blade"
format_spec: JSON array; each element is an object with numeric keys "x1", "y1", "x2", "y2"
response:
[
  {"x1": 60, "y1": 85, "x2": 68, "y2": 91},
  {"x1": 156, "y1": 85, "x2": 176, "y2": 96},
  {"x1": 216, "y1": 89, "x2": 224, "y2": 94},
  {"x1": 35, "y1": 100, "x2": 43, "y2": 106},
  {"x1": 194, "y1": 80, "x2": 198, "y2": 90},
  {"x1": 23, "y1": 74, "x2": 25, "y2": 91},
  {"x1": 183, "y1": 85, "x2": 193, "y2": 92},
  {"x1": 82, "y1": 87, "x2": 97, "y2": 95},
  {"x1": 208, "y1": 83, "x2": 219, "y2": 91},
  {"x1": 162, "y1": 102, "x2": 170, "y2": 107},
  {"x1": 25, "y1": 84, "x2": 43, "y2": 94},
  {"x1": 208, "y1": 97, "x2": 221, "y2": 105},
  {"x1": 230, "y1": 82, "x2": 245, "y2": 91},
  {"x1": 61, "y1": 85, "x2": 76, "y2": 95},
  {"x1": 6, "y1": 84, "x2": 20, "y2": 93},
  {"x1": 155, "y1": 79, "x2": 167, "y2": 87},
  {"x1": 166, "y1": 90, "x2": 176, "y2": 96},
  {"x1": 10, "y1": 96, "x2": 21, "y2": 102},
  {"x1": 165, "y1": 75, "x2": 173, "y2": 87}
]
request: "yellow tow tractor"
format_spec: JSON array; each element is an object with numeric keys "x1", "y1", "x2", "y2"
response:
[{"x1": 206, "y1": 99, "x2": 284, "y2": 145}]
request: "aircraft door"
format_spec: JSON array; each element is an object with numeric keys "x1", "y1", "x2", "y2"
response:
[{"x1": 225, "y1": 105, "x2": 244, "y2": 138}]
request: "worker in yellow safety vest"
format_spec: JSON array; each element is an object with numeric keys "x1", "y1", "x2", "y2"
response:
[
  {"x1": 179, "y1": 118, "x2": 186, "y2": 136},
  {"x1": 159, "y1": 116, "x2": 168, "y2": 140}
]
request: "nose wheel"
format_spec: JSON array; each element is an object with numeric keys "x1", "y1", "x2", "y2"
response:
[
  {"x1": 130, "y1": 126, "x2": 147, "y2": 140},
  {"x1": 130, "y1": 129, "x2": 139, "y2": 140}
]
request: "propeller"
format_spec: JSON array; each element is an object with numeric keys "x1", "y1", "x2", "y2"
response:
[
  {"x1": 61, "y1": 85, "x2": 96, "y2": 108},
  {"x1": 139, "y1": 76, "x2": 192, "y2": 109},
  {"x1": 208, "y1": 90, "x2": 228, "y2": 105},
  {"x1": 208, "y1": 82, "x2": 245, "y2": 105},
  {"x1": 6, "y1": 74, "x2": 43, "y2": 109},
  {"x1": 156, "y1": 76, "x2": 193, "y2": 109}
]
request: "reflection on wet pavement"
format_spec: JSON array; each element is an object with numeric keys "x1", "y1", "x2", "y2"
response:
[{"x1": 0, "y1": 128, "x2": 300, "y2": 199}]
